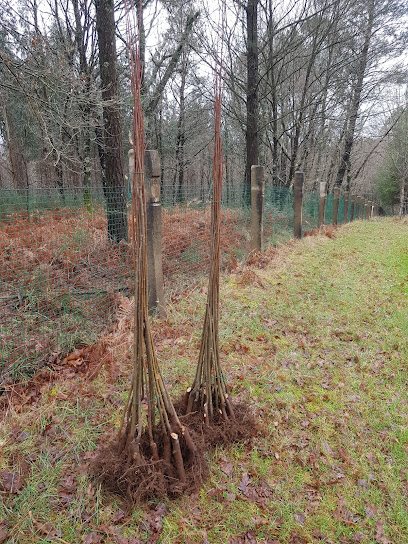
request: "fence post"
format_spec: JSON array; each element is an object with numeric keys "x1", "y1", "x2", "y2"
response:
[
  {"x1": 294, "y1": 171, "x2": 303, "y2": 239},
  {"x1": 365, "y1": 200, "x2": 370, "y2": 220},
  {"x1": 356, "y1": 196, "x2": 362, "y2": 219},
  {"x1": 318, "y1": 181, "x2": 326, "y2": 228},
  {"x1": 145, "y1": 150, "x2": 166, "y2": 318},
  {"x1": 367, "y1": 200, "x2": 372, "y2": 219},
  {"x1": 350, "y1": 195, "x2": 355, "y2": 221},
  {"x1": 343, "y1": 191, "x2": 350, "y2": 223},
  {"x1": 251, "y1": 165, "x2": 265, "y2": 252},
  {"x1": 333, "y1": 187, "x2": 340, "y2": 226},
  {"x1": 129, "y1": 149, "x2": 166, "y2": 319}
]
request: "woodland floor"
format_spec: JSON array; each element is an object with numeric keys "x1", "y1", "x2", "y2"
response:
[{"x1": 1, "y1": 217, "x2": 408, "y2": 544}]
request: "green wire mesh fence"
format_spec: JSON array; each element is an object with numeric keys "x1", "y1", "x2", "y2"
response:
[{"x1": 0, "y1": 181, "x2": 369, "y2": 384}]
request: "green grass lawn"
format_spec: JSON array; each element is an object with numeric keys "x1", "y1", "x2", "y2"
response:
[{"x1": 1, "y1": 218, "x2": 407, "y2": 543}]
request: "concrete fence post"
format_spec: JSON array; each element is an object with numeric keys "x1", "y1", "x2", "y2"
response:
[
  {"x1": 129, "y1": 149, "x2": 166, "y2": 319},
  {"x1": 145, "y1": 150, "x2": 166, "y2": 319},
  {"x1": 333, "y1": 187, "x2": 340, "y2": 226},
  {"x1": 318, "y1": 181, "x2": 326, "y2": 228},
  {"x1": 251, "y1": 165, "x2": 265, "y2": 252},
  {"x1": 294, "y1": 171, "x2": 304, "y2": 239},
  {"x1": 343, "y1": 191, "x2": 350, "y2": 224}
]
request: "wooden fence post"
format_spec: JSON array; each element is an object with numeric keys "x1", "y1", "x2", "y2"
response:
[
  {"x1": 365, "y1": 200, "x2": 370, "y2": 220},
  {"x1": 343, "y1": 191, "x2": 350, "y2": 223},
  {"x1": 318, "y1": 181, "x2": 326, "y2": 228},
  {"x1": 356, "y1": 196, "x2": 362, "y2": 219},
  {"x1": 129, "y1": 149, "x2": 166, "y2": 319},
  {"x1": 294, "y1": 171, "x2": 304, "y2": 239},
  {"x1": 251, "y1": 165, "x2": 265, "y2": 252},
  {"x1": 367, "y1": 200, "x2": 373, "y2": 219},
  {"x1": 350, "y1": 195, "x2": 355, "y2": 221},
  {"x1": 333, "y1": 187, "x2": 340, "y2": 226}
]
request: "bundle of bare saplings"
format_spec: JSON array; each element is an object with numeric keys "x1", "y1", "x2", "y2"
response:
[{"x1": 92, "y1": 5, "x2": 255, "y2": 504}]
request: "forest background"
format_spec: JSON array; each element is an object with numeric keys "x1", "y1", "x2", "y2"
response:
[{"x1": 1, "y1": 0, "x2": 408, "y2": 228}]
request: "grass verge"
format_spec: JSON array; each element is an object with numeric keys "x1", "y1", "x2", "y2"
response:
[{"x1": 1, "y1": 218, "x2": 407, "y2": 543}]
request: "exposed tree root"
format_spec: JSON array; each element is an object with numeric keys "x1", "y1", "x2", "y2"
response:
[
  {"x1": 175, "y1": 396, "x2": 257, "y2": 448},
  {"x1": 90, "y1": 4, "x2": 203, "y2": 504},
  {"x1": 91, "y1": 424, "x2": 207, "y2": 504}
]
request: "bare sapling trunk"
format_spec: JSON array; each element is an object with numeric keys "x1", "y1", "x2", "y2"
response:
[
  {"x1": 122, "y1": 0, "x2": 196, "y2": 473},
  {"x1": 92, "y1": 3, "x2": 200, "y2": 501},
  {"x1": 186, "y1": 65, "x2": 235, "y2": 423}
]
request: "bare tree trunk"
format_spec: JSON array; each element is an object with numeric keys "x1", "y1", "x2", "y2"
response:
[
  {"x1": 2, "y1": 103, "x2": 29, "y2": 192},
  {"x1": 334, "y1": 0, "x2": 375, "y2": 188},
  {"x1": 266, "y1": 5, "x2": 279, "y2": 186},
  {"x1": 95, "y1": 0, "x2": 128, "y2": 242},
  {"x1": 399, "y1": 181, "x2": 405, "y2": 218},
  {"x1": 72, "y1": 0, "x2": 93, "y2": 211},
  {"x1": 244, "y1": 0, "x2": 259, "y2": 205},
  {"x1": 175, "y1": 58, "x2": 187, "y2": 204}
]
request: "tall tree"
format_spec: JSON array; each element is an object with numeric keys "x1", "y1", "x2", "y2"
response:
[
  {"x1": 1, "y1": 93, "x2": 29, "y2": 191},
  {"x1": 245, "y1": 0, "x2": 259, "y2": 204},
  {"x1": 334, "y1": 0, "x2": 375, "y2": 189},
  {"x1": 95, "y1": 0, "x2": 128, "y2": 242}
]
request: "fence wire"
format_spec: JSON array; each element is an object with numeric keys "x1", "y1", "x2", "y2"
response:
[{"x1": 0, "y1": 182, "x2": 369, "y2": 384}]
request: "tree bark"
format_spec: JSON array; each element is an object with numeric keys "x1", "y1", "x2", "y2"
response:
[
  {"x1": 399, "y1": 181, "x2": 405, "y2": 218},
  {"x1": 2, "y1": 99, "x2": 29, "y2": 192},
  {"x1": 175, "y1": 58, "x2": 187, "y2": 204},
  {"x1": 95, "y1": 0, "x2": 128, "y2": 242},
  {"x1": 72, "y1": 0, "x2": 93, "y2": 211},
  {"x1": 245, "y1": 0, "x2": 259, "y2": 205},
  {"x1": 334, "y1": 0, "x2": 375, "y2": 188}
]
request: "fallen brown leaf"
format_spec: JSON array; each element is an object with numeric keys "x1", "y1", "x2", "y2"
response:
[
  {"x1": 0, "y1": 527, "x2": 9, "y2": 544},
  {"x1": 82, "y1": 532, "x2": 104, "y2": 544},
  {"x1": 219, "y1": 457, "x2": 234, "y2": 477},
  {"x1": 365, "y1": 503, "x2": 378, "y2": 519},
  {"x1": 374, "y1": 520, "x2": 390, "y2": 544},
  {"x1": 0, "y1": 470, "x2": 22, "y2": 494}
]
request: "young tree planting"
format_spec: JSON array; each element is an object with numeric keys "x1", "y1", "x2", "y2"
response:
[
  {"x1": 185, "y1": 13, "x2": 255, "y2": 443},
  {"x1": 92, "y1": 3, "x2": 202, "y2": 501}
]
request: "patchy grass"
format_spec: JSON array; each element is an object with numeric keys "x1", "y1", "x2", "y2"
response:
[{"x1": 1, "y1": 218, "x2": 408, "y2": 543}]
